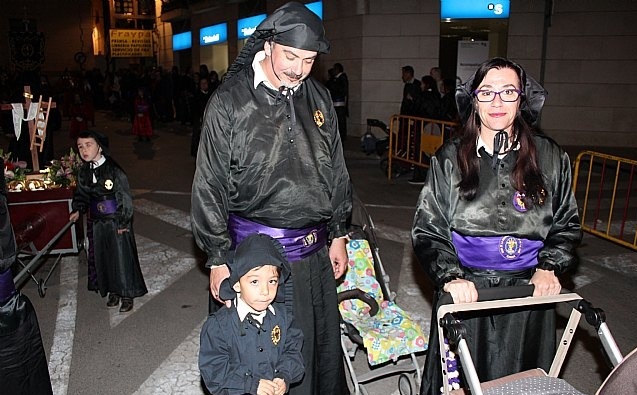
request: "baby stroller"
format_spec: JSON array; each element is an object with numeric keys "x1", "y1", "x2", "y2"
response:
[
  {"x1": 337, "y1": 195, "x2": 427, "y2": 395},
  {"x1": 436, "y1": 285, "x2": 636, "y2": 395}
]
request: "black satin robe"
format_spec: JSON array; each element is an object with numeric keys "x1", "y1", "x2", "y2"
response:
[
  {"x1": 191, "y1": 65, "x2": 352, "y2": 395},
  {"x1": 72, "y1": 158, "x2": 147, "y2": 299},
  {"x1": 1, "y1": 159, "x2": 53, "y2": 395},
  {"x1": 412, "y1": 135, "x2": 582, "y2": 394}
]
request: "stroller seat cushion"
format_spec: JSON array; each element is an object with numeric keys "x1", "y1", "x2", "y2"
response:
[
  {"x1": 338, "y1": 239, "x2": 428, "y2": 365},
  {"x1": 482, "y1": 376, "x2": 585, "y2": 395}
]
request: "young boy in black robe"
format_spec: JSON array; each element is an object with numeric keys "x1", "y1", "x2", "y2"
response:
[
  {"x1": 69, "y1": 130, "x2": 147, "y2": 313},
  {"x1": 199, "y1": 234, "x2": 304, "y2": 395}
]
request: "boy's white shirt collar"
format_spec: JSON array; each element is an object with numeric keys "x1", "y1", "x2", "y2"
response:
[
  {"x1": 93, "y1": 155, "x2": 106, "y2": 167},
  {"x1": 235, "y1": 295, "x2": 275, "y2": 324}
]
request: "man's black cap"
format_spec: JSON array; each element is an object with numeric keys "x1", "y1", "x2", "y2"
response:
[{"x1": 224, "y1": 1, "x2": 329, "y2": 82}]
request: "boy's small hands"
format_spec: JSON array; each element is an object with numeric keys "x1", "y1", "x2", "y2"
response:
[
  {"x1": 257, "y1": 379, "x2": 277, "y2": 395},
  {"x1": 69, "y1": 211, "x2": 80, "y2": 223},
  {"x1": 273, "y1": 378, "x2": 287, "y2": 395}
]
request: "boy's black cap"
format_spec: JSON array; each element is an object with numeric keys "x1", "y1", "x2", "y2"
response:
[
  {"x1": 78, "y1": 130, "x2": 109, "y2": 155},
  {"x1": 219, "y1": 233, "x2": 291, "y2": 301}
]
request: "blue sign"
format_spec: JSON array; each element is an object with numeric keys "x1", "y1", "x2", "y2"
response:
[
  {"x1": 172, "y1": 31, "x2": 191, "y2": 51},
  {"x1": 441, "y1": 0, "x2": 510, "y2": 19},
  {"x1": 200, "y1": 23, "x2": 228, "y2": 46},
  {"x1": 306, "y1": 1, "x2": 323, "y2": 20},
  {"x1": 237, "y1": 14, "x2": 267, "y2": 40}
]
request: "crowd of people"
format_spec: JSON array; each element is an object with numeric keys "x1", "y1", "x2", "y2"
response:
[{"x1": 1, "y1": 2, "x2": 584, "y2": 394}]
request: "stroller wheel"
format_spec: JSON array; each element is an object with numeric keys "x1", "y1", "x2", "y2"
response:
[{"x1": 398, "y1": 373, "x2": 416, "y2": 395}]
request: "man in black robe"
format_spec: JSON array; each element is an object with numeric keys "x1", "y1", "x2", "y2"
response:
[
  {"x1": 1, "y1": 158, "x2": 53, "y2": 395},
  {"x1": 191, "y1": 2, "x2": 352, "y2": 394}
]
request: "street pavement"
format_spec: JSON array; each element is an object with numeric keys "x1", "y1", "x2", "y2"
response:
[{"x1": 4, "y1": 110, "x2": 637, "y2": 395}]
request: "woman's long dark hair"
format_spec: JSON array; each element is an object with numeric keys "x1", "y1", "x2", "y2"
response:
[{"x1": 457, "y1": 58, "x2": 546, "y2": 207}]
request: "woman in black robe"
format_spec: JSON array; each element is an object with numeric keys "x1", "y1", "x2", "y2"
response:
[
  {"x1": 70, "y1": 131, "x2": 147, "y2": 313},
  {"x1": 412, "y1": 58, "x2": 582, "y2": 394}
]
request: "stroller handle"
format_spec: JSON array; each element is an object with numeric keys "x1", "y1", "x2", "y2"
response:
[{"x1": 438, "y1": 284, "x2": 537, "y2": 306}]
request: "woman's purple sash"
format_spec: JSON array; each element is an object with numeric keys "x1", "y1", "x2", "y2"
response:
[
  {"x1": 451, "y1": 231, "x2": 544, "y2": 271},
  {"x1": 228, "y1": 214, "x2": 327, "y2": 262},
  {"x1": 0, "y1": 268, "x2": 16, "y2": 304}
]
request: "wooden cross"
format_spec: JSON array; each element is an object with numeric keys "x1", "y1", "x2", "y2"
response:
[{"x1": 0, "y1": 85, "x2": 56, "y2": 171}]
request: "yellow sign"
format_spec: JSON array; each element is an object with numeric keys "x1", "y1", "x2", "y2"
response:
[{"x1": 110, "y1": 29, "x2": 153, "y2": 58}]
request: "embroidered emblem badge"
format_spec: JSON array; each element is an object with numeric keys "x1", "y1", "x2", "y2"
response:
[
  {"x1": 271, "y1": 325, "x2": 281, "y2": 346},
  {"x1": 313, "y1": 110, "x2": 324, "y2": 127},
  {"x1": 499, "y1": 236, "x2": 522, "y2": 260},
  {"x1": 303, "y1": 230, "x2": 318, "y2": 246},
  {"x1": 104, "y1": 179, "x2": 113, "y2": 190},
  {"x1": 97, "y1": 202, "x2": 106, "y2": 213},
  {"x1": 512, "y1": 191, "x2": 527, "y2": 212}
]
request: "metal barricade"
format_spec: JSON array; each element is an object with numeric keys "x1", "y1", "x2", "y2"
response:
[
  {"x1": 572, "y1": 151, "x2": 637, "y2": 251},
  {"x1": 387, "y1": 114, "x2": 458, "y2": 181}
]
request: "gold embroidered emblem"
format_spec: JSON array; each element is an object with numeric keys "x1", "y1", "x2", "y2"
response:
[
  {"x1": 104, "y1": 179, "x2": 113, "y2": 190},
  {"x1": 271, "y1": 325, "x2": 281, "y2": 346},
  {"x1": 313, "y1": 110, "x2": 324, "y2": 127},
  {"x1": 303, "y1": 230, "x2": 318, "y2": 246}
]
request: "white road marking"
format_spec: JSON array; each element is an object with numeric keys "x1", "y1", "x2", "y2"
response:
[
  {"x1": 133, "y1": 319, "x2": 207, "y2": 395},
  {"x1": 48, "y1": 257, "x2": 78, "y2": 395},
  {"x1": 108, "y1": 234, "x2": 197, "y2": 327},
  {"x1": 134, "y1": 199, "x2": 192, "y2": 231}
]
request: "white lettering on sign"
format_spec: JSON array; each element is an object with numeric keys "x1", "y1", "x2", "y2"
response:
[
  {"x1": 241, "y1": 27, "x2": 257, "y2": 37},
  {"x1": 202, "y1": 34, "x2": 220, "y2": 44},
  {"x1": 487, "y1": 3, "x2": 504, "y2": 15}
]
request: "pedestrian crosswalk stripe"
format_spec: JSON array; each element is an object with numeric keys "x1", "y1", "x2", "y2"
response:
[{"x1": 134, "y1": 199, "x2": 192, "y2": 231}]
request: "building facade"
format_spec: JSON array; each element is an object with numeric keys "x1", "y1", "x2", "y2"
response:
[{"x1": 1, "y1": 0, "x2": 635, "y2": 147}]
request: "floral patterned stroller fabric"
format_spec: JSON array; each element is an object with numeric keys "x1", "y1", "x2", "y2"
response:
[{"x1": 338, "y1": 238, "x2": 428, "y2": 365}]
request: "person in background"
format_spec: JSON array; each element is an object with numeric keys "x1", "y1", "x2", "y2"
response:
[
  {"x1": 408, "y1": 75, "x2": 442, "y2": 185},
  {"x1": 328, "y1": 62, "x2": 349, "y2": 142},
  {"x1": 412, "y1": 57, "x2": 582, "y2": 394},
  {"x1": 439, "y1": 77, "x2": 459, "y2": 123},
  {"x1": 199, "y1": 233, "x2": 304, "y2": 395},
  {"x1": 132, "y1": 87, "x2": 153, "y2": 142},
  {"x1": 429, "y1": 66, "x2": 444, "y2": 96},
  {"x1": 69, "y1": 92, "x2": 90, "y2": 140},
  {"x1": 69, "y1": 130, "x2": 147, "y2": 313},
  {"x1": 191, "y1": 3, "x2": 352, "y2": 394},
  {"x1": 191, "y1": 76, "x2": 213, "y2": 157}
]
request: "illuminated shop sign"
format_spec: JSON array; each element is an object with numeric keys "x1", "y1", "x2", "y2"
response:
[
  {"x1": 200, "y1": 23, "x2": 228, "y2": 46},
  {"x1": 237, "y1": 14, "x2": 267, "y2": 40},
  {"x1": 441, "y1": 0, "x2": 510, "y2": 19},
  {"x1": 306, "y1": 1, "x2": 323, "y2": 19},
  {"x1": 172, "y1": 31, "x2": 192, "y2": 51}
]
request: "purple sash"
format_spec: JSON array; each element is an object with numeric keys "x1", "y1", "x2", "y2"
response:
[
  {"x1": 90, "y1": 199, "x2": 118, "y2": 216},
  {"x1": 0, "y1": 268, "x2": 16, "y2": 304},
  {"x1": 228, "y1": 214, "x2": 327, "y2": 262},
  {"x1": 451, "y1": 231, "x2": 544, "y2": 271}
]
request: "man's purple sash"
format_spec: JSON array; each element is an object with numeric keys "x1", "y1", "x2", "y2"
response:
[
  {"x1": 451, "y1": 231, "x2": 544, "y2": 271},
  {"x1": 0, "y1": 268, "x2": 16, "y2": 304},
  {"x1": 228, "y1": 214, "x2": 328, "y2": 262},
  {"x1": 90, "y1": 199, "x2": 118, "y2": 216}
]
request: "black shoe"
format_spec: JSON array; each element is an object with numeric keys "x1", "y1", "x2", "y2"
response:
[
  {"x1": 119, "y1": 298, "x2": 134, "y2": 313},
  {"x1": 106, "y1": 294, "x2": 120, "y2": 308}
]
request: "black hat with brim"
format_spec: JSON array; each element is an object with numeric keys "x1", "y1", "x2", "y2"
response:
[{"x1": 219, "y1": 233, "x2": 291, "y2": 302}]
